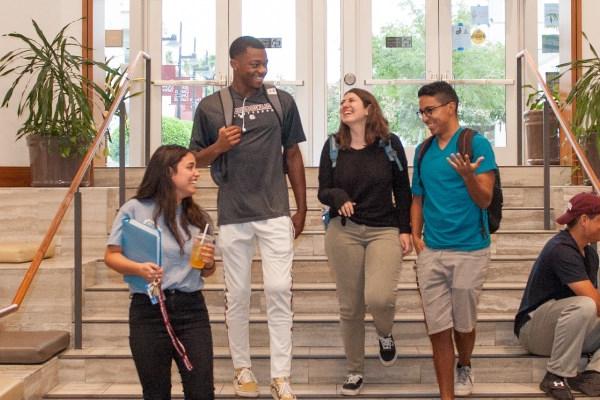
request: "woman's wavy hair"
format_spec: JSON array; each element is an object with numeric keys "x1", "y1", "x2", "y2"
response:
[
  {"x1": 135, "y1": 144, "x2": 211, "y2": 252},
  {"x1": 335, "y1": 88, "x2": 390, "y2": 149}
]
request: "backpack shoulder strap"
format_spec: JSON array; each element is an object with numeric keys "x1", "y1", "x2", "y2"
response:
[
  {"x1": 328, "y1": 135, "x2": 339, "y2": 168},
  {"x1": 263, "y1": 83, "x2": 284, "y2": 127},
  {"x1": 417, "y1": 135, "x2": 436, "y2": 178},
  {"x1": 458, "y1": 127, "x2": 475, "y2": 159},
  {"x1": 381, "y1": 137, "x2": 404, "y2": 172},
  {"x1": 218, "y1": 87, "x2": 234, "y2": 127}
]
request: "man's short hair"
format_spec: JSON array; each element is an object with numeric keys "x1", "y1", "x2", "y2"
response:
[
  {"x1": 229, "y1": 36, "x2": 265, "y2": 59},
  {"x1": 418, "y1": 81, "x2": 460, "y2": 111}
]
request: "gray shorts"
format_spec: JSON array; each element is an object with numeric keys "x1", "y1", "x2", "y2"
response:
[{"x1": 415, "y1": 246, "x2": 491, "y2": 335}]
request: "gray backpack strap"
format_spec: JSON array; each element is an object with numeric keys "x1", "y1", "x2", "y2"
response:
[
  {"x1": 218, "y1": 87, "x2": 234, "y2": 127},
  {"x1": 329, "y1": 135, "x2": 339, "y2": 168},
  {"x1": 263, "y1": 83, "x2": 283, "y2": 127}
]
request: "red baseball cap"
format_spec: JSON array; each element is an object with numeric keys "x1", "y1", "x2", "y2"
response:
[{"x1": 556, "y1": 192, "x2": 600, "y2": 225}]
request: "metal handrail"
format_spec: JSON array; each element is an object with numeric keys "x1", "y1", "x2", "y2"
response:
[
  {"x1": 0, "y1": 51, "x2": 151, "y2": 320},
  {"x1": 516, "y1": 49, "x2": 600, "y2": 191},
  {"x1": 517, "y1": 49, "x2": 600, "y2": 230}
]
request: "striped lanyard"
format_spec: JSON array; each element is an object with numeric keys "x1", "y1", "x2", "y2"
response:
[{"x1": 153, "y1": 282, "x2": 194, "y2": 371}]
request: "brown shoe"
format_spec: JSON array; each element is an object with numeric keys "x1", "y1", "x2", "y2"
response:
[{"x1": 568, "y1": 370, "x2": 600, "y2": 396}]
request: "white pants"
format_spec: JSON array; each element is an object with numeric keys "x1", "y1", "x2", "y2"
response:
[{"x1": 218, "y1": 216, "x2": 294, "y2": 378}]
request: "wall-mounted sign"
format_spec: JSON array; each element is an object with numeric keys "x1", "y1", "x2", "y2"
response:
[
  {"x1": 542, "y1": 34, "x2": 559, "y2": 53},
  {"x1": 453, "y1": 23, "x2": 471, "y2": 51},
  {"x1": 385, "y1": 36, "x2": 413, "y2": 48},
  {"x1": 105, "y1": 30, "x2": 123, "y2": 47},
  {"x1": 544, "y1": 4, "x2": 559, "y2": 28},
  {"x1": 258, "y1": 37, "x2": 282, "y2": 48},
  {"x1": 471, "y1": 5, "x2": 489, "y2": 26}
]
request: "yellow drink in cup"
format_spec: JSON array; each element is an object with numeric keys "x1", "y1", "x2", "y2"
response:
[{"x1": 190, "y1": 233, "x2": 214, "y2": 269}]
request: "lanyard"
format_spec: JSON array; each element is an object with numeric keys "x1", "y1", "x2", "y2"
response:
[{"x1": 153, "y1": 282, "x2": 194, "y2": 371}]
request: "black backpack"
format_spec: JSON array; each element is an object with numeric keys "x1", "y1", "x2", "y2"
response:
[{"x1": 416, "y1": 128, "x2": 503, "y2": 234}]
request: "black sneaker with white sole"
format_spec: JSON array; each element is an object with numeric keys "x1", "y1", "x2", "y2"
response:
[
  {"x1": 540, "y1": 371, "x2": 574, "y2": 400},
  {"x1": 341, "y1": 374, "x2": 363, "y2": 396},
  {"x1": 378, "y1": 334, "x2": 397, "y2": 366}
]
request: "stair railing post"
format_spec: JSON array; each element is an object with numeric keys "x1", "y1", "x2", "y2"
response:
[
  {"x1": 74, "y1": 189, "x2": 83, "y2": 349},
  {"x1": 119, "y1": 102, "x2": 127, "y2": 207},
  {"x1": 145, "y1": 56, "x2": 151, "y2": 166},
  {"x1": 543, "y1": 100, "x2": 551, "y2": 230},
  {"x1": 517, "y1": 55, "x2": 523, "y2": 165}
]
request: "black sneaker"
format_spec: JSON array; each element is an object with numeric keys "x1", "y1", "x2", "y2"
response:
[
  {"x1": 378, "y1": 334, "x2": 397, "y2": 366},
  {"x1": 341, "y1": 374, "x2": 363, "y2": 396},
  {"x1": 568, "y1": 370, "x2": 600, "y2": 396},
  {"x1": 540, "y1": 371, "x2": 573, "y2": 400}
]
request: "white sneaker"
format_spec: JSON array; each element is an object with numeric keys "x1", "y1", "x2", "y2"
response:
[
  {"x1": 233, "y1": 367, "x2": 259, "y2": 398},
  {"x1": 270, "y1": 376, "x2": 296, "y2": 400},
  {"x1": 455, "y1": 364, "x2": 474, "y2": 396},
  {"x1": 341, "y1": 374, "x2": 364, "y2": 396}
]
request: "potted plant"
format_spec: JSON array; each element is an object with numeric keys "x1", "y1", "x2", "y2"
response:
[
  {"x1": 523, "y1": 84, "x2": 561, "y2": 165},
  {"x1": 0, "y1": 19, "x2": 116, "y2": 186},
  {"x1": 558, "y1": 33, "x2": 600, "y2": 177}
]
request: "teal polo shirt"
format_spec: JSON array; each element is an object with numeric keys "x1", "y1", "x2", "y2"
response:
[{"x1": 412, "y1": 127, "x2": 497, "y2": 251}]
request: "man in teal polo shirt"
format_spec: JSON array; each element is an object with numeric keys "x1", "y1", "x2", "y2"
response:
[{"x1": 411, "y1": 81, "x2": 497, "y2": 400}]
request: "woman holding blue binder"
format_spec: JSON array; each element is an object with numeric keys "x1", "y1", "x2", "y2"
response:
[{"x1": 105, "y1": 144, "x2": 215, "y2": 400}]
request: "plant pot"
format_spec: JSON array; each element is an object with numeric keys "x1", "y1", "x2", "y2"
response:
[
  {"x1": 523, "y1": 110, "x2": 560, "y2": 165},
  {"x1": 26, "y1": 135, "x2": 90, "y2": 187},
  {"x1": 583, "y1": 134, "x2": 600, "y2": 181}
]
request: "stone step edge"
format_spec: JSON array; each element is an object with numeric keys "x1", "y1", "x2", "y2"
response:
[
  {"x1": 201, "y1": 206, "x2": 552, "y2": 212},
  {"x1": 86, "y1": 282, "x2": 526, "y2": 292},
  {"x1": 60, "y1": 345, "x2": 534, "y2": 360},
  {"x1": 94, "y1": 254, "x2": 539, "y2": 263},
  {"x1": 45, "y1": 381, "x2": 564, "y2": 399},
  {"x1": 83, "y1": 312, "x2": 514, "y2": 324}
]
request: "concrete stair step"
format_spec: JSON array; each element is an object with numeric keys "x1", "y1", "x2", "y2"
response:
[
  {"x1": 102, "y1": 185, "x2": 573, "y2": 210},
  {"x1": 0, "y1": 361, "x2": 59, "y2": 400},
  {"x1": 202, "y1": 207, "x2": 553, "y2": 231},
  {"x1": 91, "y1": 255, "x2": 537, "y2": 286},
  {"x1": 45, "y1": 381, "x2": 580, "y2": 399},
  {"x1": 289, "y1": 229, "x2": 556, "y2": 257},
  {"x1": 84, "y1": 282, "x2": 525, "y2": 316},
  {"x1": 193, "y1": 186, "x2": 558, "y2": 209},
  {"x1": 93, "y1": 166, "x2": 573, "y2": 189},
  {"x1": 81, "y1": 313, "x2": 519, "y2": 348},
  {"x1": 57, "y1": 345, "x2": 550, "y2": 386}
]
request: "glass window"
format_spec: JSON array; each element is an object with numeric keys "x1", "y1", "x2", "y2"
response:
[
  {"x1": 451, "y1": 0, "x2": 506, "y2": 80},
  {"x1": 161, "y1": 0, "x2": 217, "y2": 144},
  {"x1": 371, "y1": 0, "x2": 426, "y2": 80},
  {"x1": 242, "y1": 0, "x2": 296, "y2": 81},
  {"x1": 327, "y1": 0, "x2": 341, "y2": 135},
  {"x1": 537, "y1": 0, "x2": 560, "y2": 85}
]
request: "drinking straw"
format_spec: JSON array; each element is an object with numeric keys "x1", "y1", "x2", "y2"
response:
[{"x1": 200, "y1": 224, "x2": 210, "y2": 245}]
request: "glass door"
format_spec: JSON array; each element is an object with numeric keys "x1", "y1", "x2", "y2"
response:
[{"x1": 328, "y1": 0, "x2": 518, "y2": 165}]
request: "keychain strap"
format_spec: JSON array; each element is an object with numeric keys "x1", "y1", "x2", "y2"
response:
[{"x1": 151, "y1": 281, "x2": 194, "y2": 371}]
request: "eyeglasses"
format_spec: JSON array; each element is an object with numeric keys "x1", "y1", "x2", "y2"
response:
[{"x1": 416, "y1": 102, "x2": 451, "y2": 118}]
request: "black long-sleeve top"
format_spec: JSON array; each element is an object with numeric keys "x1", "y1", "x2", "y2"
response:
[{"x1": 317, "y1": 134, "x2": 412, "y2": 233}]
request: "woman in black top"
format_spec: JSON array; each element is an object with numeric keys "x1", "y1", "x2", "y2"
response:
[{"x1": 318, "y1": 88, "x2": 412, "y2": 396}]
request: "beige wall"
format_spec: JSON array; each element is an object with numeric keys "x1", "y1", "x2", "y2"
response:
[
  {"x1": 582, "y1": 0, "x2": 600, "y2": 58},
  {"x1": 0, "y1": 0, "x2": 81, "y2": 166}
]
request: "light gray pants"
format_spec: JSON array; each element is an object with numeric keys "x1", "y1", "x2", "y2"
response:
[
  {"x1": 325, "y1": 218, "x2": 403, "y2": 375},
  {"x1": 519, "y1": 296, "x2": 600, "y2": 377}
]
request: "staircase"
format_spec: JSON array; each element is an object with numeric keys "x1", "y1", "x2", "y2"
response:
[{"x1": 1, "y1": 165, "x2": 594, "y2": 399}]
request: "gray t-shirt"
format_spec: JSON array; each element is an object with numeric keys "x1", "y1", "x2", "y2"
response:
[
  {"x1": 107, "y1": 198, "x2": 206, "y2": 293},
  {"x1": 189, "y1": 86, "x2": 306, "y2": 225}
]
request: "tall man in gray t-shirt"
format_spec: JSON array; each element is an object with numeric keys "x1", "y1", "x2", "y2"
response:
[{"x1": 189, "y1": 36, "x2": 307, "y2": 400}]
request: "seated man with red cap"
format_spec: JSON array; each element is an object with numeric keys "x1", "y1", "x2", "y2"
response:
[{"x1": 515, "y1": 192, "x2": 600, "y2": 400}]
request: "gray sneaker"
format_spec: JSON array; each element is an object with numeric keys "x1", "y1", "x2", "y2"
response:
[{"x1": 455, "y1": 364, "x2": 474, "y2": 396}]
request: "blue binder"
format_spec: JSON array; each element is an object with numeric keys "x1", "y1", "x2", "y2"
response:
[{"x1": 121, "y1": 218, "x2": 162, "y2": 299}]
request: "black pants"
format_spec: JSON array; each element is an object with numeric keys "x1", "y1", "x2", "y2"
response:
[{"x1": 129, "y1": 290, "x2": 214, "y2": 400}]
